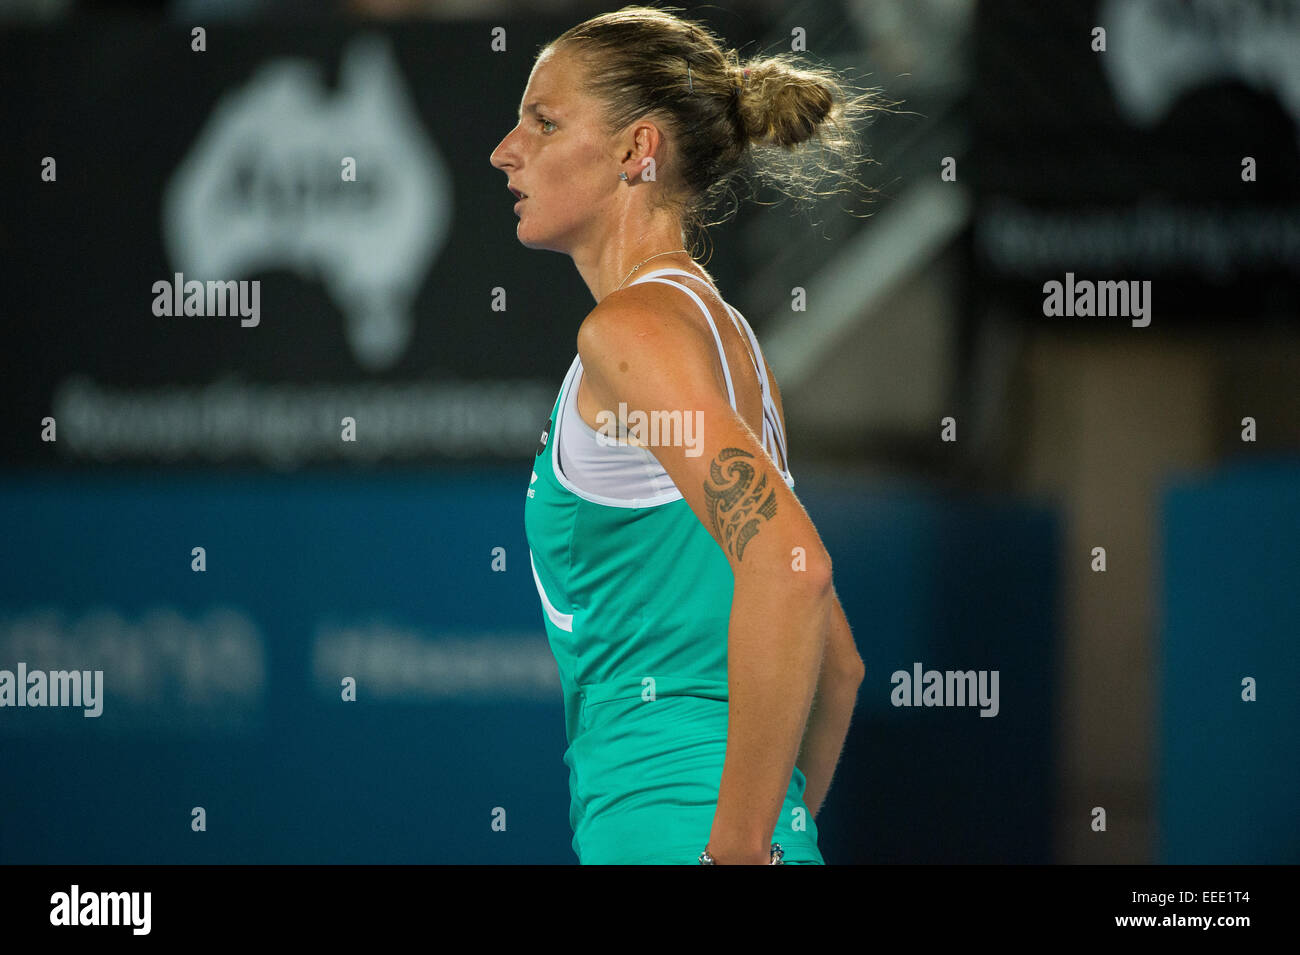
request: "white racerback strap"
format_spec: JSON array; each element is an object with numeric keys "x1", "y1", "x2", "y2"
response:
[
  {"x1": 627, "y1": 269, "x2": 738, "y2": 412},
  {"x1": 626, "y1": 268, "x2": 788, "y2": 473}
]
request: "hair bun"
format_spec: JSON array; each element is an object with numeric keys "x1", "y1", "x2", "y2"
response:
[{"x1": 738, "y1": 59, "x2": 837, "y2": 149}]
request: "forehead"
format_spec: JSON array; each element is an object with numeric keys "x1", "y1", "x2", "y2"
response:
[{"x1": 519, "y1": 46, "x2": 585, "y2": 112}]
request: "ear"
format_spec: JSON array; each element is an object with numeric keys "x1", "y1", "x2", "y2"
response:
[{"x1": 619, "y1": 118, "x2": 665, "y2": 177}]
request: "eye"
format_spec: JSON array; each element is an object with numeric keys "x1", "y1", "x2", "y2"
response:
[{"x1": 539, "y1": 117, "x2": 557, "y2": 134}]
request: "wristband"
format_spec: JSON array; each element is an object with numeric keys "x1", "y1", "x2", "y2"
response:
[{"x1": 698, "y1": 842, "x2": 784, "y2": 864}]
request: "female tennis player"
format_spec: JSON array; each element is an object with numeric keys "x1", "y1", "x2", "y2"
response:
[{"x1": 491, "y1": 5, "x2": 879, "y2": 864}]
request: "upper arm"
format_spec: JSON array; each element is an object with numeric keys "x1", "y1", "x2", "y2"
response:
[{"x1": 577, "y1": 293, "x2": 831, "y2": 587}]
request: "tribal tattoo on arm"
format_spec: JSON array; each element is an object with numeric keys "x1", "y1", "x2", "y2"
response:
[{"x1": 702, "y1": 447, "x2": 778, "y2": 562}]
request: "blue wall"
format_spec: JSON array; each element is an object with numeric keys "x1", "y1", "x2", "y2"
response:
[
  {"x1": 1159, "y1": 460, "x2": 1300, "y2": 864},
  {"x1": 0, "y1": 469, "x2": 1058, "y2": 863}
]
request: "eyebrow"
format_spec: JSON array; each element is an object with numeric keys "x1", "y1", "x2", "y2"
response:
[{"x1": 517, "y1": 101, "x2": 552, "y2": 119}]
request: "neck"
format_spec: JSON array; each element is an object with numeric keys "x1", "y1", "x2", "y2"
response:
[{"x1": 573, "y1": 206, "x2": 695, "y2": 302}]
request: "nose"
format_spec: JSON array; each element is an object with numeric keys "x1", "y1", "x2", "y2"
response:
[{"x1": 489, "y1": 126, "x2": 518, "y2": 172}]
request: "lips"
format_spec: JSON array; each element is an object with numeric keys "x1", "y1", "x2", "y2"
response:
[{"x1": 508, "y1": 186, "x2": 529, "y2": 199}]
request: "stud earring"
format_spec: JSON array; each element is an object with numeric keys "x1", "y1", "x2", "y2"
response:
[{"x1": 619, "y1": 172, "x2": 629, "y2": 181}]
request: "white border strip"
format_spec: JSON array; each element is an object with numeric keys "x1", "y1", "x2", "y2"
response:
[{"x1": 529, "y1": 548, "x2": 573, "y2": 632}]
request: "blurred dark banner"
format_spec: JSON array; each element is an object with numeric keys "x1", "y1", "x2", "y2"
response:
[
  {"x1": 972, "y1": 0, "x2": 1300, "y2": 322},
  {"x1": 0, "y1": 18, "x2": 757, "y2": 470}
]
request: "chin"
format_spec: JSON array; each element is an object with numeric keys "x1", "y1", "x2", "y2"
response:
[{"x1": 517, "y1": 228, "x2": 564, "y2": 254}]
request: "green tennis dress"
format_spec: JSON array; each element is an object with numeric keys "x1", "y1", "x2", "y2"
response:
[{"x1": 523, "y1": 267, "x2": 824, "y2": 864}]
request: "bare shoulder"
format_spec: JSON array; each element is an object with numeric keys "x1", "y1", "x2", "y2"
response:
[
  {"x1": 576, "y1": 282, "x2": 722, "y2": 389},
  {"x1": 580, "y1": 280, "x2": 709, "y2": 336}
]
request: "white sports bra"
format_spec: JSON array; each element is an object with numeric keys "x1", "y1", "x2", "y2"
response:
[{"x1": 553, "y1": 267, "x2": 793, "y2": 508}]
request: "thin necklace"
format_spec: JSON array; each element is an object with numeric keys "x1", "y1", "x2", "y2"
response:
[{"x1": 613, "y1": 249, "x2": 690, "y2": 292}]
